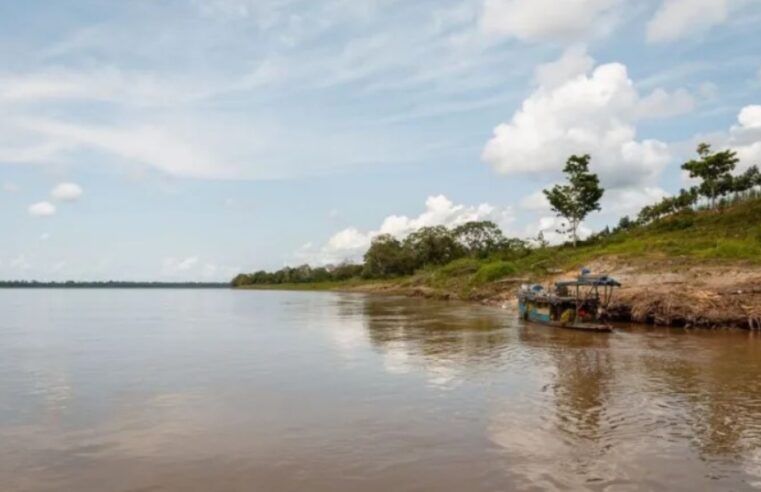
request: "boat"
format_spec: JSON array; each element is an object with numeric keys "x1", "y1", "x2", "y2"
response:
[{"x1": 517, "y1": 269, "x2": 621, "y2": 333}]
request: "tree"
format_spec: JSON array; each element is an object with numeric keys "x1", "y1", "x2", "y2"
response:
[
  {"x1": 543, "y1": 154, "x2": 604, "y2": 247},
  {"x1": 363, "y1": 234, "x2": 415, "y2": 278},
  {"x1": 682, "y1": 143, "x2": 739, "y2": 209},
  {"x1": 452, "y1": 220, "x2": 506, "y2": 258},
  {"x1": 616, "y1": 215, "x2": 634, "y2": 232},
  {"x1": 535, "y1": 231, "x2": 548, "y2": 249},
  {"x1": 403, "y1": 226, "x2": 463, "y2": 266}
]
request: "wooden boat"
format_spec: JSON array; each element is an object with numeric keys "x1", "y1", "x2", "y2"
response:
[{"x1": 517, "y1": 270, "x2": 621, "y2": 333}]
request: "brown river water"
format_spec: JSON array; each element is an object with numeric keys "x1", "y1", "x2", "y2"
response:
[{"x1": 2, "y1": 289, "x2": 761, "y2": 491}]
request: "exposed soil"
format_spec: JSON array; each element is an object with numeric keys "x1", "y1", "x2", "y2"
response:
[{"x1": 346, "y1": 258, "x2": 761, "y2": 329}]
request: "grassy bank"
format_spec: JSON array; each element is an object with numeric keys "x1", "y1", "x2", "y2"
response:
[{"x1": 238, "y1": 198, "x2": 761, "y2": 328}]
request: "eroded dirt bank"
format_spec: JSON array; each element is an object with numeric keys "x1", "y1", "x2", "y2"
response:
[{"x1": 347, "y1": 258, "x2": 761, "y2": 329}]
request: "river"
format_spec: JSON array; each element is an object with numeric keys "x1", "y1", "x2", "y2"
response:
[{"x1": 2, "y1": 289, "x2": 761, "y2": 491}]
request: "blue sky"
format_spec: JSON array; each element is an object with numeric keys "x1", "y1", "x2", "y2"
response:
[{"x1": 1, "y1": 0, "x2": 760, "y2": 281}]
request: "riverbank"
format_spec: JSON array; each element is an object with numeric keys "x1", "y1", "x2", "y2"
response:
[
  {"x1": 239, "y1": 259, "x2": 761, "y2": 329},
  {"x1": 235, "y1": 198, "x2": 761, "y2": 329}
]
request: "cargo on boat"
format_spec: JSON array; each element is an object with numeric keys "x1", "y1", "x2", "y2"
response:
[{"x1": 518, "y1": 270, "x2": 621, "y2": 333}]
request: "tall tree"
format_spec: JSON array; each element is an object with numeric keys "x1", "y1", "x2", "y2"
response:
[
  {"x1": 452, "y1": 220, "x2": 506, "y2": 258},
  {"x1": 363, "y1": 234, "x2": 415, "y2": 278},
  {"x1": 681, "y1": 143, "x2": 739, "y2": 209},
  {"x1": 543, "y1": 154, "x2": 604, "y2": 247},
  {"x1": 403, "y1": 226, "x2": 463, "y2": 266}
]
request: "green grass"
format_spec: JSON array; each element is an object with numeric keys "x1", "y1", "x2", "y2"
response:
[
  {"x1": 424, "y1": 197, "x2": 761, "y2": 291},
  {"x1": 472, "y1": 261, "x2": 517, "y2": 284},
  {"x1": 239, "y1": 197, "x2": 761, "y2": 298}
]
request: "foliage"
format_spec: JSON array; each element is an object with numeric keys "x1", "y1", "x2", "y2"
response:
[
  {"x1": 681, "y1": 143, "x2": 739, "y2": 208},
  {"x1": 231, "y1": 149, "x2": 761, "y2": 290},
  {"x1": 543, "y1": 154, "x2": 604, "y2": 247},
  {"x1": 363, "y1": 234, "x2": 416, "y2": 278},
  {"x1": 403, "y1": 226, "x2": 464, "y2": 266},
  {"x1": 473, "y1": 261, "x2": 516, "y2": 284},
  {"x1": 452, "y1": 220, "x2": 506, "y2": 258}
]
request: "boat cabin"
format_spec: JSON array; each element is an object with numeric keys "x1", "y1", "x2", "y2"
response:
[{"x1": 518, "y1": 270, "x2": 621, "y2": 332}]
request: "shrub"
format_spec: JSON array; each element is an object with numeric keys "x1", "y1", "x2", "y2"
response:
[
  {"x1": 438, "y1": 258, "x2": 481, "y2": 277},
  {"x1": 473, "y1": 261, "x2": 516, "y2": 284}
]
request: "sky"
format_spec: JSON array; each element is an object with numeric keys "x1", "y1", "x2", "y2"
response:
[{"x1": 1, "y1": 0, "x2": 760, "y2": 281}]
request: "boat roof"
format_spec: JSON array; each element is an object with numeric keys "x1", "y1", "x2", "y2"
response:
[{"x1": 555, "y1": 275, "x2": 621, "y2": 288}]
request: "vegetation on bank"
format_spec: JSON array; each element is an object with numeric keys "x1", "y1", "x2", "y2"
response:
[{"x1": 232, "y1": 145, "x2": 761, "y2": 291}]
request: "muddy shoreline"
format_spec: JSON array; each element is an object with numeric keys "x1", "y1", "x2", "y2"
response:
[{"x1": 341, "y1": 260, "x2": 761, "y2": 330}]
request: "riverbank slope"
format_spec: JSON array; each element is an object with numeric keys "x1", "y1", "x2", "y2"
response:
[{"x1": 240, "y1": 198, "x2": 761, "y2": 329}]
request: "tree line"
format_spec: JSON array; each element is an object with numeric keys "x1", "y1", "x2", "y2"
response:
[
  {"x1": 232, "y1": 143, "x2": 761, "y2": 287},
  {"x1": 231, "y1": 221, "x2": 530, "y2": 286},
  {"x1": 0, "y1": 281, "x2": 229, "y2": 288}
]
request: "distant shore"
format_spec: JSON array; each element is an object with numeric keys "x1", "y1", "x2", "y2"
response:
[
  {"x1": 236, "y1": 258, "x2": 761, "y2": 330},
  {"x1": 0, "y1": 281, "x2": 229, "y2": 289}
]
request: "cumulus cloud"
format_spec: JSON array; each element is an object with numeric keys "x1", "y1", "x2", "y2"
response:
[
  {"x1": 738, "y1": 105, "x2": 761, "y2": 129},
  {"x1": 479, "y1": 0, "x2": 620, "y2": 41},
  {"x1": 51, "y1": 182, "x2": 83, "y2": 201},
  {"x1": 603, "y1": 186, "x2": 669, "y2": 216},
  {"x1": 297, "y1": 195, "x2": 514, "y2": 265},
  {"x1": 482, "y1": 47, "x2": 697, "y2": 188},
  {"x1": 726, "y1": 105, "x2": 761, "y2": 171},
  {"x1": 533, "y1": 45, "x2": 595, "y2": 89},
  {"x1": 519, "y1": 188, "x2": 551, "y2": 211},
  {"x1": 28, "y1": 201, "x2": 56, "y2": 217},
  {"x1": 646, "y1": 0, "x2": 731, "y2": 43}
]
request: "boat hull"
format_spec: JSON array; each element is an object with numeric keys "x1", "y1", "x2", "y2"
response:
[{"x1": 518, "y1": 300, "x2": 613, "y2": 333}]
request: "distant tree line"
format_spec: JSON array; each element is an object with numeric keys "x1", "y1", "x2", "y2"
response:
[
  {"x1": 232, "y1": 144, "x2": 761, "y2": 287},
  {"x1": 0, "y1": 281, "x2": 229, "y2": 288},
  {"x1": 232, "y1": 221, "x2": 531, "y2": 286}
]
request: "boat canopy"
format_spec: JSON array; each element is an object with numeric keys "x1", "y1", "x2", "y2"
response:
[{"x1": 555, "y1": 274, "x2": 621, "y2": 288}]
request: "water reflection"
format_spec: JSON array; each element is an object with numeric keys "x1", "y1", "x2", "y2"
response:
[
  {"x1": 357, "y1": 295, "x2": 511, "y2": 387},
  {"x1": 2, "y1": 290, "x2": 761, "y2": 491}
]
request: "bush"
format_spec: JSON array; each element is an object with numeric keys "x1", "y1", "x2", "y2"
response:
[
  {"x1": 438, "y1": 258, "x2": 481, "y2": 277},
  {"x1": 473, "y1": 261, "x2": 516, "y2": 284}
]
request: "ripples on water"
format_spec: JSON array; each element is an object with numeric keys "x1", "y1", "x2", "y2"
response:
[{"x1": 1, "y1": 289, "x2": 761, "y2": 491}]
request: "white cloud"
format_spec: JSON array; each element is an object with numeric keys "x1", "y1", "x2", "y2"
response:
[
  {"x1": 603, "y1": 186, "x2": 669, "y2": 216},
  {"x1": 534, "y1": 45, "x2": 595, "y2": 89},
  {"x1": 646, "y1": 0, "x2": 731, "y2": 43},
  {"x1": 51, "y1": 182, "x2": 83, "y2": 201},
  {"x1": 482, "y1": 48, "x2": 696, "y2": 188},
  {"x1": 479, "y1": 0, "x2": 620, "y2": 41},
  {"x1": 28, "y1": 201, "x2": 56, "y2": 217},
  {"x1": 18, "y1": 118, "x2": 235, "y2": 179},
  {"x1": 299, "y1": 195, "x2": 514, "y2": 265},
  {"x1": 636, "y1": 88, "x2": 695, "y2": 119},
  {"x1": 688, "y1": 105, "x2": 761, "y2": 174},
  {"x1": 728, "y1": 105, "x2": 761, "y2": 171},
  {"x1": 525, "y1": 216, "x2": 592, "y2": 245},
  {"x1": 519, "y1": 189, "x2": 551, "y2": 211},
  {"x1": 0, "y1": 67, "x2": 201, "y2": 106},
  {"x1": 738, "y1": 105, "x2": 761, "y2": 128},
  {"x1": 2, "y1": 182, "x2": 18, "y2": 193}
]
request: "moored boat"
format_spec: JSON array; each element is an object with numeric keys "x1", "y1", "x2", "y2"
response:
[{"x1": 518, "y1": 269, "x2": 621, "y2": 333}]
